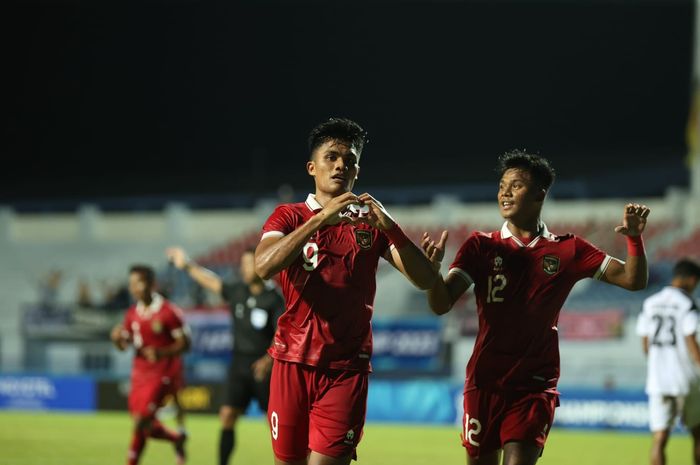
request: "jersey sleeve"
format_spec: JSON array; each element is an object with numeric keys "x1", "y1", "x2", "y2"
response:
[
  {"x1": 681, "y1": 300, "x2": 700, "y2": 336},
  {"x1": 220, "y1": 282, "x2": 240, "y2": 304},
  {"x1": 572, "y1": 235, "x2": 613, "y2": 281},
  {"x1": 636, "y1": 303, "x2": 652, "y2": 337},
  {"x1": 447, "y1": 233, "x2": 480, "y2": 288},
  {"x1": 261, "y1": 205, "x2": 300, "y2": 240},
  {"x1": 166, "y1": 304, "x2": 188, "y2": 339},
  {"x1": 376, "y1": 229, "x2": 394, "y2": 258},
  {"x1": 121, "y1": 310, "x2": 134, "y2": 339}
]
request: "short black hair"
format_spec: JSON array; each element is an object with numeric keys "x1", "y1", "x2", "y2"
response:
[
  {"x1": 673, "y1": 259, "x2": 700, "y2": 279},
  {"x1": 129, "y1": 264, "x2": 156, "y2": 288},
  {"x1": 308, "y1": 117, "x2": 368, "y2": 159},
  {"x1": 496, "y1": 150, "x2": 556, "y2": 191}
]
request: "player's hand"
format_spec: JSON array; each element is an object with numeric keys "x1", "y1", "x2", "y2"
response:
[
  {"x1": 142, "y1": 346, "x2": 159, "y2": 363},
  {"x1": 421, "y1": 230, "x2": 449, "y2": 271},
  {"x1": 317, "y1": 192, "x2": 362, "y2": 226},
  {"x1": 356, "y1": 193, "x2": 395, "y2": 230},
  {"x1": 251, "y1": 354, "x2": 273, "y2": 381},
  {"x1": 110, "y1": 324, "x2": 129, "y2": 343},
  {"x1": 166, "y1": 246, "x2": 190, "y2": 270},
  {"x1": 110, "y1": 324, "x2": 123, "y2": 342},
  {"x1": 614, "y1": 203, "x2": 651, "y2": 237},
  {"x1": 111, "y1": 325, "x2": 130, "y2": 350}
]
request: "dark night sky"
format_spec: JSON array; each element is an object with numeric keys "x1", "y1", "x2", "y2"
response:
[{"x1": 2, "y1": 0, "x2": 695, "y2": 207}]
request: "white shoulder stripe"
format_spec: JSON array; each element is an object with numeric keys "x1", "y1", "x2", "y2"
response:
[
  {"x1": 593, "y1": 255, "x2": 621, "y2": 280},
  {"x1": 261, "y1": 231, "x2": 285, "y2": 241},
  {"x1": 448, "y1": 267, "x2": 474, "y2": 287}
]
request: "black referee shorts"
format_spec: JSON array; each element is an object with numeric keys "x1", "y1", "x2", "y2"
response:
[{"x1": 224, "y1": 353, "x2": 271, "y2": 412}]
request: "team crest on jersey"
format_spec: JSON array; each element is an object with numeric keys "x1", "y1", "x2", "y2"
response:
[
  {"x1": 355, "y1": 229, "x2": 372, "y2": 249},
  {"x1": 151, "y1": 319, "x2": 163, "y2": 334},
  {"x1": 543, "y1": 255, "x2": 560, "y2": 275}
]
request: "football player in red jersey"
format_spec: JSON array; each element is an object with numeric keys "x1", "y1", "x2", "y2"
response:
[
  {"x1": 254, "y1": 117, "x2": 439, "y2": 465},
  {"x1": 422, "y1": 151, "x2": 650, "y2": 465},
  {"x1": 110, "y1": 264, "x2": 190, "y2": 465}
]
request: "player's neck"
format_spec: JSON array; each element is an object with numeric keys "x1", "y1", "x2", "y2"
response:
[
  {"x1": 506, "y1": 219, "x2": 541, "y2": 240},
  {"x1": 313, "y1": 190, "x2": 345, "y2": 208}
]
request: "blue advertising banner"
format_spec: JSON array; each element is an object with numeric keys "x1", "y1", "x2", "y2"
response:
[
  {"x1": 367, "y1": 380, "x2": 462, "y2": 424},
  {"x1": 366, "y1": 381, "x2": 656, "y2": 433},
  {"x1": 184, "y1": 310, "x2": 232, "y2": 363},
  {"x1": 0, "y1": 375, "x2": 95, "y2": 411},
  {"x1": 555, "y1": 388, "x2": 651, "y2": 432},
  {"x1": 371, "y1": 318, "x2": 443, "y2": 371}
]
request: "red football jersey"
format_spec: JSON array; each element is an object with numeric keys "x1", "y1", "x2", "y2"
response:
[
  {"x1": 122, "y1": 294, "x2": 187, "y2": 380},
  {"x1": 449, "y1": 222, "x2": 613, "y2": 392},
  {"x1": 261, "y1": 194, "x2": 392, "y2": 371}
]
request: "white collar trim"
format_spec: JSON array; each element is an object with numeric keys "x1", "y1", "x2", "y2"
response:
[
  {"x1": 500, "y1": 221, "x2": 554, "y2": 248},
  {"x1": 305, "y1": 194, "x2": 323, "y2": 212},
  {"x1": 136, "y1": 293, "x2": 164, "y2": 317}
]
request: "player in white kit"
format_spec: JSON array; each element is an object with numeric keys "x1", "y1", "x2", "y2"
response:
[{"x1": 637, "y1": 259, "x2": 700, "y2": 465}]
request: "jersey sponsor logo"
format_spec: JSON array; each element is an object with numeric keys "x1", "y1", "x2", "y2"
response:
[
  {"x1": 355, "y1": 229, "x2": 373, "y2": 249},
  {"x1": 543, "y1": 255, "x2": 560, "y2": 275},
  {"x1": 493, "y1": 255, "x2": 503, "y2": 271},
  {"x1": 344, "y1": 429, "x2": 355, "y2": 445},
  {"x1": 151, "y1": 319, "x2": 163, "y2": 334}
]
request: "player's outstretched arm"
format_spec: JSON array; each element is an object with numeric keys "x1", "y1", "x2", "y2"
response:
[
  {"x1": 167, "y1": 246, "x2": 223, "y2": 294},
  {"x1": 420, "y1": 231, "x2": 469, "y2": 315},
  {"x1": 356, "y1": 193, "x2": 439, "y2": 289},
  {"x1": 255, "y1": 192, "x2": 361, "y2": 279},
  {"x1": 385, "y1": 238, "x2": 441, "y2": 290},
  {"x1": 601, "y1": 203, "x2": 650, "y2": 291}
]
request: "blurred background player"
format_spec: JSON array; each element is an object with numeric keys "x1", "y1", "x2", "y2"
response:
[
  {"x1": 637, "y1": 258, "x2": 700, "y2": 465},
  {"x1": 254, "y1": 117, "x2": 439, "y2": 465},
  {"x1": 421, "y1": 151, "x2": 651, "y2": 465},
  {"x1": 166, "y1": 246, "x2": 284, "y2": 465},
  {"x1": 110, "y1": 264, "x2": 190, "y2": 465}
]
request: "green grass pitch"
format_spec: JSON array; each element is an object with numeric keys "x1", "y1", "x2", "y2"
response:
[{"x1": 0, "y1": 410, "x2": 692, "y2": 465}]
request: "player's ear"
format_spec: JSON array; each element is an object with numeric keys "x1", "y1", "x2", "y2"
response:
[
  {"x1": 307, "y1": 160, "x2": 315, "y2": 178},
  {"x1": 355, "y1": 165, "x2": 360, "y2": 180},
  {"x1": 535, "y1": 189, "x2": 546, "y2": 202}
]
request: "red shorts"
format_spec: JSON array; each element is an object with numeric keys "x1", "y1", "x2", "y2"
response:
[
  {"x1": 461, "y1": 388, "x2": 558, "y2": 458},
  {"x1": 128, "y1": 371, "x2": 178, "y2": 417},
  {"x1": 268, "y1": 360, "x2": 368, "y2": 462}
]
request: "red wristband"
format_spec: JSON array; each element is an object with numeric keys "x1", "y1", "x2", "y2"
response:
[
  {"x1": 385, "y1": 223, "x2": 410, "y2": 249},
  {"x1": 626, "y1": 235, "x2": 645, "y2": 257}
]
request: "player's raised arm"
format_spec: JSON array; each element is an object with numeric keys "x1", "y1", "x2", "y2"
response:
[
  {"x1": 601, "y1": 203, "x2": 651, "y2": 290},
  {"x1": 255, "y1": 192, "x2": 360, "y2": 279},
  {"x1": 167, "y1": 246, "x2": 224, "y2": 295},
  {"x1": 420, "y1": 231, "x2": 470, "y2": 315},
  {"x1": 358, "y1": 193, "x2": 439, "y2": 290}
]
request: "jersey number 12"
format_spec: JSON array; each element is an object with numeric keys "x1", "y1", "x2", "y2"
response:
[{"x1": 486, "y1": 274, "x2": 507, "y2": 303}]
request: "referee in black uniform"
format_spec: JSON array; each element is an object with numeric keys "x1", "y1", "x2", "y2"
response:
[{"x1": 167, "y1": 246, "x2": 284, "y2": 465}]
